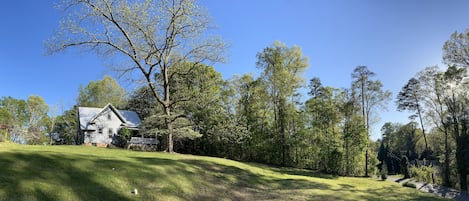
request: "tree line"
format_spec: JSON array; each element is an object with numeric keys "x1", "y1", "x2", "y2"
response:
[
  {"x1": 0, "y1": 41, "x2": 390, "y2": 179},
  {"x1": 1, "y1": 0, "x2": 468, "y2": 192},
  {"x1": 39, "y1": 0, "x2": 391, "y2": 177}
]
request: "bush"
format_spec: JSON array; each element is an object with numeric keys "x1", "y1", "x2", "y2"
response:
[
  {"x1": 411, "y1": 165, "x2": 435, "y2": 183},
  {"x1": 112, "y1": 128, "x2": 133, "y2": 147},
  {"x1": 403, "y1": 181, "x2": 416, "y2": 188},
  {"x1": 327, "y1": 149, "x2": 343, "y2": 175},
  {"x1": 401, "y1": 156, "x2": 411, "y2": 178},
  {"x1": 0, "y1": 133, "x2": 5, "y2": 142},
  {"x1": 380, "y1": 161, "x2": 388, "y2": 181},
  {"x1": 381, "y1": 172, "x2": 388, "y2": 180}
]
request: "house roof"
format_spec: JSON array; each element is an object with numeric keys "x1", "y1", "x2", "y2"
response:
[{"x1": 78, "y1": 104, "x2": 141, "y2": 130}]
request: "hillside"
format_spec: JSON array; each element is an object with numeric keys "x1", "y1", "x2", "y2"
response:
[{"x1": 0, "y1": 143, "x2": 448, "y2": 201}]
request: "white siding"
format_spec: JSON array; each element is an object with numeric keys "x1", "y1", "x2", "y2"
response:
[
  {"x1": 84, "y1": 110, "x2": 122, "y2": 145},
  {"x1": 78, "y1": 104, "x2": 141, "y2": 146}
]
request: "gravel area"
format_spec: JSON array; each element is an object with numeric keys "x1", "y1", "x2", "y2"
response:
[{"x1": 387, "y1": 175, "x2": 469, "y2": 201}]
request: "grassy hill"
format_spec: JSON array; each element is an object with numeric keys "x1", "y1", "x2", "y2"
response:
[{"x1": 0, "y1": 142, "x2": 448, "y2": 201}]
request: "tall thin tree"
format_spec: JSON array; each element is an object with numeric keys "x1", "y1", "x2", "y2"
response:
[
  {"x1": 396, "y1": 77, "x2": 429, "y2": 152},
  {"x1": 351, "y1": 66, "x2": 391, "y2": 176},
  {"x1": 256, "y1": 41, "x2": 309, "y2": 166}
]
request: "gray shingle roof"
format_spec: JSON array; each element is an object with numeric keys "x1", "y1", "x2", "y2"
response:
[{"x1": 78, "y1": 104, "x2": 141, "y2": 130}]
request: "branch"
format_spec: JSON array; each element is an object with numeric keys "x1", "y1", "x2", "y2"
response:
[
  {"x1": 171, "y1": 113, "x2": 190, "y2": 122},
  {"x1": 169, "y1": 96, "x2": 193, "y2": 108}
]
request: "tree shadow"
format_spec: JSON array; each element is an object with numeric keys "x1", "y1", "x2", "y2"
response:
[
  {"x1": 1, "y1": 152, "x2": 133, "y2": 201},
  {"x1": 2, "y1": 149, "x2": 443, "y2": 201},
  {"x1": 270, "y1": 166, "x2": 340, "y2": 179},
  {"x1": 132, "y1": 157, "x2": 333, "y2": 200}
]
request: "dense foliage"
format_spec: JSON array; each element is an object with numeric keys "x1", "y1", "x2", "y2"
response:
[
  {"x1": 77, "y1": 75, "x2": 127, "y2": 108},
  {"x1": 0, "y1": 96, "x2": 49, "y2": 144}
]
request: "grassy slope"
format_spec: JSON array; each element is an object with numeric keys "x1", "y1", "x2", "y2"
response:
[{"x1": 0, "y1": 142, "x2": 448, "y2": 201}]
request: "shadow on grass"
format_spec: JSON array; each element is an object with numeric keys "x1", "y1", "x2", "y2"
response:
[
  {"x1": 132, "y1": 157, "x2": 332, "y2": 200},
  {"x1": 0, "y1": 152, "x2": 133, "y2": 201},
  {"x1": 271, "y1": 166, "x2": 339, "y2": 179},
  {"x1": 0, "y1": 149, "x2": 448, "y2": 201}
]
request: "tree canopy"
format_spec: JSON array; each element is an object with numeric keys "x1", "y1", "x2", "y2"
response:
[{"x1": 77, "y1": 75, "x2": 127, "y2": 108}]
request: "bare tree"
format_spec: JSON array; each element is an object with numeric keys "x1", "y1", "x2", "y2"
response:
[{"x1": 46, "y1": 0, "x2": 226, "y2": 152}]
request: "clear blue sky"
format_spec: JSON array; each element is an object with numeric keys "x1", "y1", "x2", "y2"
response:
[{"x1": 1, "y1": 0, "x2": 469, "y2": 140}]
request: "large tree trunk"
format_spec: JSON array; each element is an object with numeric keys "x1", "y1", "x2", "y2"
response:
[
  {"x1": 456, "y1": 137, "x2": 468, "y2": 191},
  {"x1": 361, "y1": 80, "x2": 369, "y2": 177},
  {"x1": 279, "y1": 98, "x2": 287, "y2": 166},
  {"x1": 416, "y1": 104, "x2": 429, "y2": 151},
  {"x1": 165, "y1": 105, "x2": 174, "y2": 153},
  {"x1": 456, "y1": 124, "x2": 469, "y2": 191},
  {"x1": 444, "y1": 126, "x2": 451, "y2": 187}
]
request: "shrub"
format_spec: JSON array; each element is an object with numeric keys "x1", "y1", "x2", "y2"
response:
[
  {"x1": 113, "y1": 128, "x2": 133, "y2": 147},
  {"x1": 411, "y1": 165, "x2": 435, "y2": 183},
  {"x1": 381, "y1": 172, "x2": 388, "y2": 180},
  {"x1": 0, "y1": 133, "x2": 5, "y2": 142},
  {"x1": 327, "y1": 149, "x2": 343, "y2": 175},
  {"x1": 401, "y1": 156, "x2": 411, "y2": 178},
  {"x1": 380, "y1": 161, "x2": 388, "y2": 181}
]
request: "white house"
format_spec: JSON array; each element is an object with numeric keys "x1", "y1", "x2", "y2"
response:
[{"x1": 78, "y1": 103, "x2": 141, "y2": 147}]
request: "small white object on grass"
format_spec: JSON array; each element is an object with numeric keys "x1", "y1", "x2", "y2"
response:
[{"x1": 132, "y1": 188, "x2": 138, "y2": 195}]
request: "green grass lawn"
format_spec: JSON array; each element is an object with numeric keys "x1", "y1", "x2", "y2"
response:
[{"x1": 0, "y1": 142, "x2": 449, "y2": 201}]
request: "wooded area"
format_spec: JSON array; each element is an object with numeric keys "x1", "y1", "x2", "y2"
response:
[{"x1": 0, "y1": 0, "x2": 468, "y2": 192}]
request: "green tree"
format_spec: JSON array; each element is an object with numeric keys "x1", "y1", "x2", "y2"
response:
[
  {"x1": 351, "y1": 66, "x2": 391, "y2": 176},
  {"x1": 443, "y1": 31, "x2": 469, "y2": 68},
  {"x1": 53, "y1": 107, "x2": 80, "y2": 145},
  {"x1": 377, "y1": 141, "x2": 386, "y2": 164},
  {"x1": 0, "y1": 97, "x2": 27, "y2": 143},
  {"x1": 305, "y1": 78, "x2": 343, "y2": 174},
  {"x1": 400, "y1": 122, "x2": 421, "y2": 160},
  {"x1": 396, "y1": 77, "x2": 429, "y2": 152},
  {"x1": 441, "y1": 65, "x2": 469, "y2": 191},
  {"x1": 0, "y1": 96, "x2": 50, "y2": 144},
  {"x1": 338, "y1": 88, "x2": 367, "y2": 175},
  {"x1": 24, "y1": 95, "x2": 50, "y2": 144},
  {"x1": 77, "y1": 75, "x2": 127, "y2": 108},
  {"x1": 401, "y1": 155, "x2": 411, "y2": 179},
  {"x1": 47, "y1": 0, "x2": 226, "y2": 153},
  {"x1": 125, "y1": 86, "x2": 157, "y2": 120},
  {"x1": 231, "y1": 74, "x2": 271, "y2": 162},
  {"x1": 256, "y1": 41, "x2": 309, "y2": 166},
  {"x1": 0, "y1": 106, "x2": 13, "y2": 141},
  {"x1": 45, "y1": 105, "x2": 59, "y2": 145},
  {"x1": 171, "y1": 63, "x2": 225, "y2": 152},
  {"x1": 416, "y1": 66, "x2": 453, "y2": 187},
  {"x1": 380, "y1": 122, "x2": 399, "y2": 148}
]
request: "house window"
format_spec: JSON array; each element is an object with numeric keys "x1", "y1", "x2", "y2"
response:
[
  {"x1": 108, "y1": 128, "x2": 114, "y2": 138},
  {"x1": 108, "y1": 113, "x2": 112, "y2": 120},
  {"x1": 98, "y1": 128, "x2": 103, "y2": 134}
]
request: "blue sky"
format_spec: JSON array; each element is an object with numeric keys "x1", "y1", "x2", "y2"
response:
[{"x1": 1, "y1": 0, "x2": 469, "y2": 140}]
